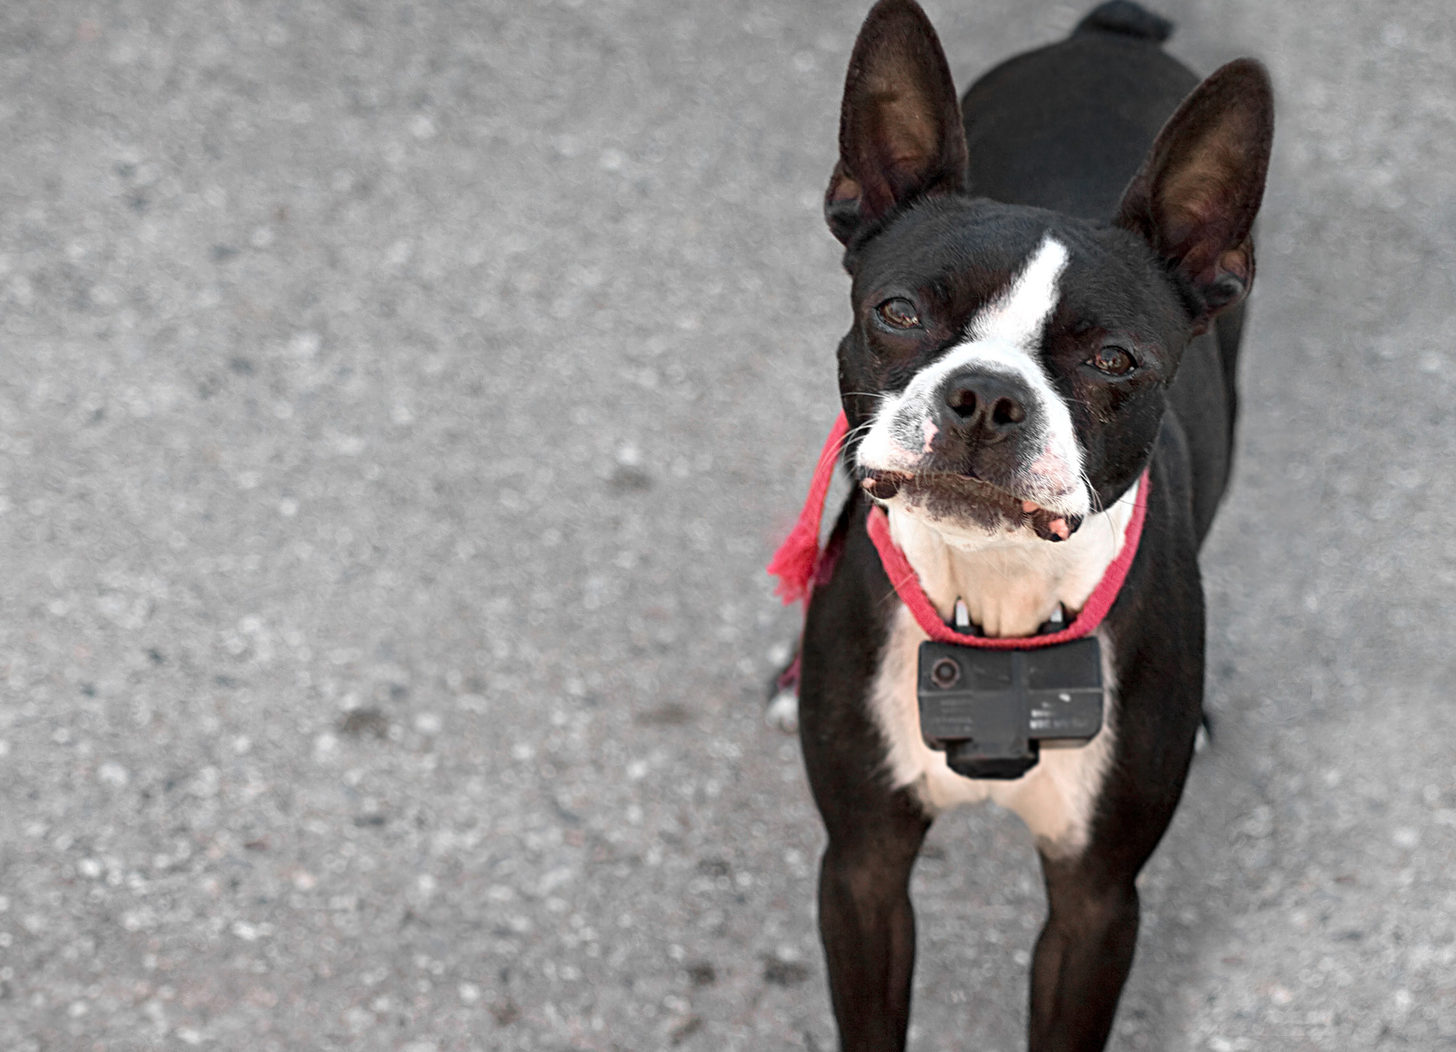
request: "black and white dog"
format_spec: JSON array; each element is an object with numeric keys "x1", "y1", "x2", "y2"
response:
[{"x1": 774, "y1": 1, "x2": 1272, "y2": 1048}]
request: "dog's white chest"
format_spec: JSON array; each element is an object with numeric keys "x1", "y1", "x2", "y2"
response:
[
  {"x1": 868, "y1": 606, "x2": 1118, "y2": 857},
  {"x1": 864, "y1": 494, "x2": 1137, "y2": 858}
]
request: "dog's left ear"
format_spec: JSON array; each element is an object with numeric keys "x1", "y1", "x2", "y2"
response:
[
  {"x1": 1116, "y1": 59, "x2": 1274, "y2": 327},
  {"x1": 825, "y1": 0, "x2": 968, "y2": 245}
]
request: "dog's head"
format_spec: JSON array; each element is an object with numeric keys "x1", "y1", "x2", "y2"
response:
[{"x1": 828, "y1": 0, "x2": 1272, "y2": 544}]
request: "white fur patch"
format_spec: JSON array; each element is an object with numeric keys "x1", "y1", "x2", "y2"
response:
[
  {"x1": 766, "y1": 688, "x2": 799, "y2": 734},
  {"x1": 856, "y1": 235, "x2": 1087, "y2": 519},
  {"x1": 971, "y1": 235, "x2": 1070, "y2": 346},
  {"x1": 887, "y1": 479, "x2": 1139, "y2": 635},
  {"x1": 867, "y1": 481, "x2": 1140, "y2": 857}
]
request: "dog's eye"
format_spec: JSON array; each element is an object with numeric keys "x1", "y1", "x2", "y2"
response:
[
  {"x1": 874, "y1": 298, "x2": 921, "y2": 330},
  {"x1": 1090, "y1": 346, "x2": 1136, "y2": 376}
]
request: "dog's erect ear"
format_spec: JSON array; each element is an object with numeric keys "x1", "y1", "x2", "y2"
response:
[
  {"x1": 825, "y1": 0, "x2": 968, "y2": 245},
  {"x1": 1116, "y1": 59, "x2": 1274, "y2": 326}
]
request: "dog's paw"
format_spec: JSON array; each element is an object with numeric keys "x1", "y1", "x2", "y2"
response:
[{"x1": 766, "y1": 689, "x2": 799, "y2": 734}]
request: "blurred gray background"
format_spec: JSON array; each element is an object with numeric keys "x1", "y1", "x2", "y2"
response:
[{"x1": 1, "y1": 1, "x2": 1453, "y2": 1049}]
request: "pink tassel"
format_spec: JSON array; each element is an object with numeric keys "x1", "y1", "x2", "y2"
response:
[{"x1": 767, "y1": 412, "x2": 849, "y2": 604}]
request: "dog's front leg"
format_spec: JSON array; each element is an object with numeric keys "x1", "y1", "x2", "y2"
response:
[
  {"x1": 809, "y1": 768, "x2": 931, "y2": 1052},
  {"x1": 1025, "y1": 683, "x2": 1200, "y2": 1051},
  {"x1": 1027, "y1": 852, "x2": 1142, "y2": 1052},
  {"x1": 816, "y1": 795, "x2": 929, "y2": 1052}
]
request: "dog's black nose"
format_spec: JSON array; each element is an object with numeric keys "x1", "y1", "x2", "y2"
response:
[{"x1": 939, "y1": 370, "x2": 1031, "y2": 440}]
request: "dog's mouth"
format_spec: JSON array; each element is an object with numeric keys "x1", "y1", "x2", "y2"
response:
[{"x1": 861, "y1": 469, "x2": 1083, "y2": 542}]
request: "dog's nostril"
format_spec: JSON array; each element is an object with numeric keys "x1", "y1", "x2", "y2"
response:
[
  {"x1": 992, "y1": 397, "x2": 1026, "y2": 426},
  {"x1": 947, "y1": 388, "x2": 978, "y2": 418}
]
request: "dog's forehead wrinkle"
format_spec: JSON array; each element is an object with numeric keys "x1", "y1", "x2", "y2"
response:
[{"x1": 858, "y1": 203, "x2": 1076, "y2": 300}]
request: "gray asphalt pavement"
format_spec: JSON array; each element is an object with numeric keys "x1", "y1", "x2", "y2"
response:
[{"x1": 2, "y1": 1, "x2": 1454, "y2": 1049}]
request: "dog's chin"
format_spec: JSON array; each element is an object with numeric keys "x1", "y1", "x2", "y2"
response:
[{"x1": 862, "y1": 470, "x2": 1084, "y2": 543}]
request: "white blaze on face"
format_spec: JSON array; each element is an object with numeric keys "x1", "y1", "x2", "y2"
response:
[
  {"x1": 856, "y1": 234, "x2": 1088, "y2": 519},
  {"x1": 971, "y1": 236, "x2": 1069, "y2": 346}
]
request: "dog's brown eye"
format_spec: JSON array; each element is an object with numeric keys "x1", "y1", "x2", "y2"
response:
[
  {"x1": 875, "y1": 297, "x2": 921, "y2": 330},
  {"x1": 1091, "y1": 346, "x2": 1136, "y2": 376}
]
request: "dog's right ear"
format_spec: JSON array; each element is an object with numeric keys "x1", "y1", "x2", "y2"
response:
[{"x1": 825, "y1": 0, "x2": 968, "y2": 245}]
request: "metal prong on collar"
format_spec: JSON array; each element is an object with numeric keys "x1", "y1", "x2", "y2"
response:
[
  {"x1": 1048, "y1": 604, "x2": 1065, "y2": 625},
  {"x1": 953, "y1": 599, "x2": 971, "y2": 631}
]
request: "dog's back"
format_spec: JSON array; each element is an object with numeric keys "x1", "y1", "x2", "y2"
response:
[{"x1": 960, "y1": 3, "x2": 1194, "y2": 219}]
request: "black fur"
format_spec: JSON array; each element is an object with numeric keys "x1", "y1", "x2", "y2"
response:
[{"x1": 1074, "y1": 0, "x2": 1174, "y2": 43}]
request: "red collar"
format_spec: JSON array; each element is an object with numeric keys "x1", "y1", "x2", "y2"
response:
[
  {"x1": 768, "y1": 411, "x2": 1151, "y2": 649},
  {"x1": 864, "y1": 480, "x2": 1149, "y2": 649}
]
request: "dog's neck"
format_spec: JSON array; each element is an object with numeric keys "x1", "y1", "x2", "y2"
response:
[{"x1": 886, "y1": 480, "x2": 1141, "y2": 638}]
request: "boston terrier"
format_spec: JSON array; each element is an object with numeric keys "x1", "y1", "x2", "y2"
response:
[{"x1": 768, "y1": 1, "x2": 1273, "y2": 1048}]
